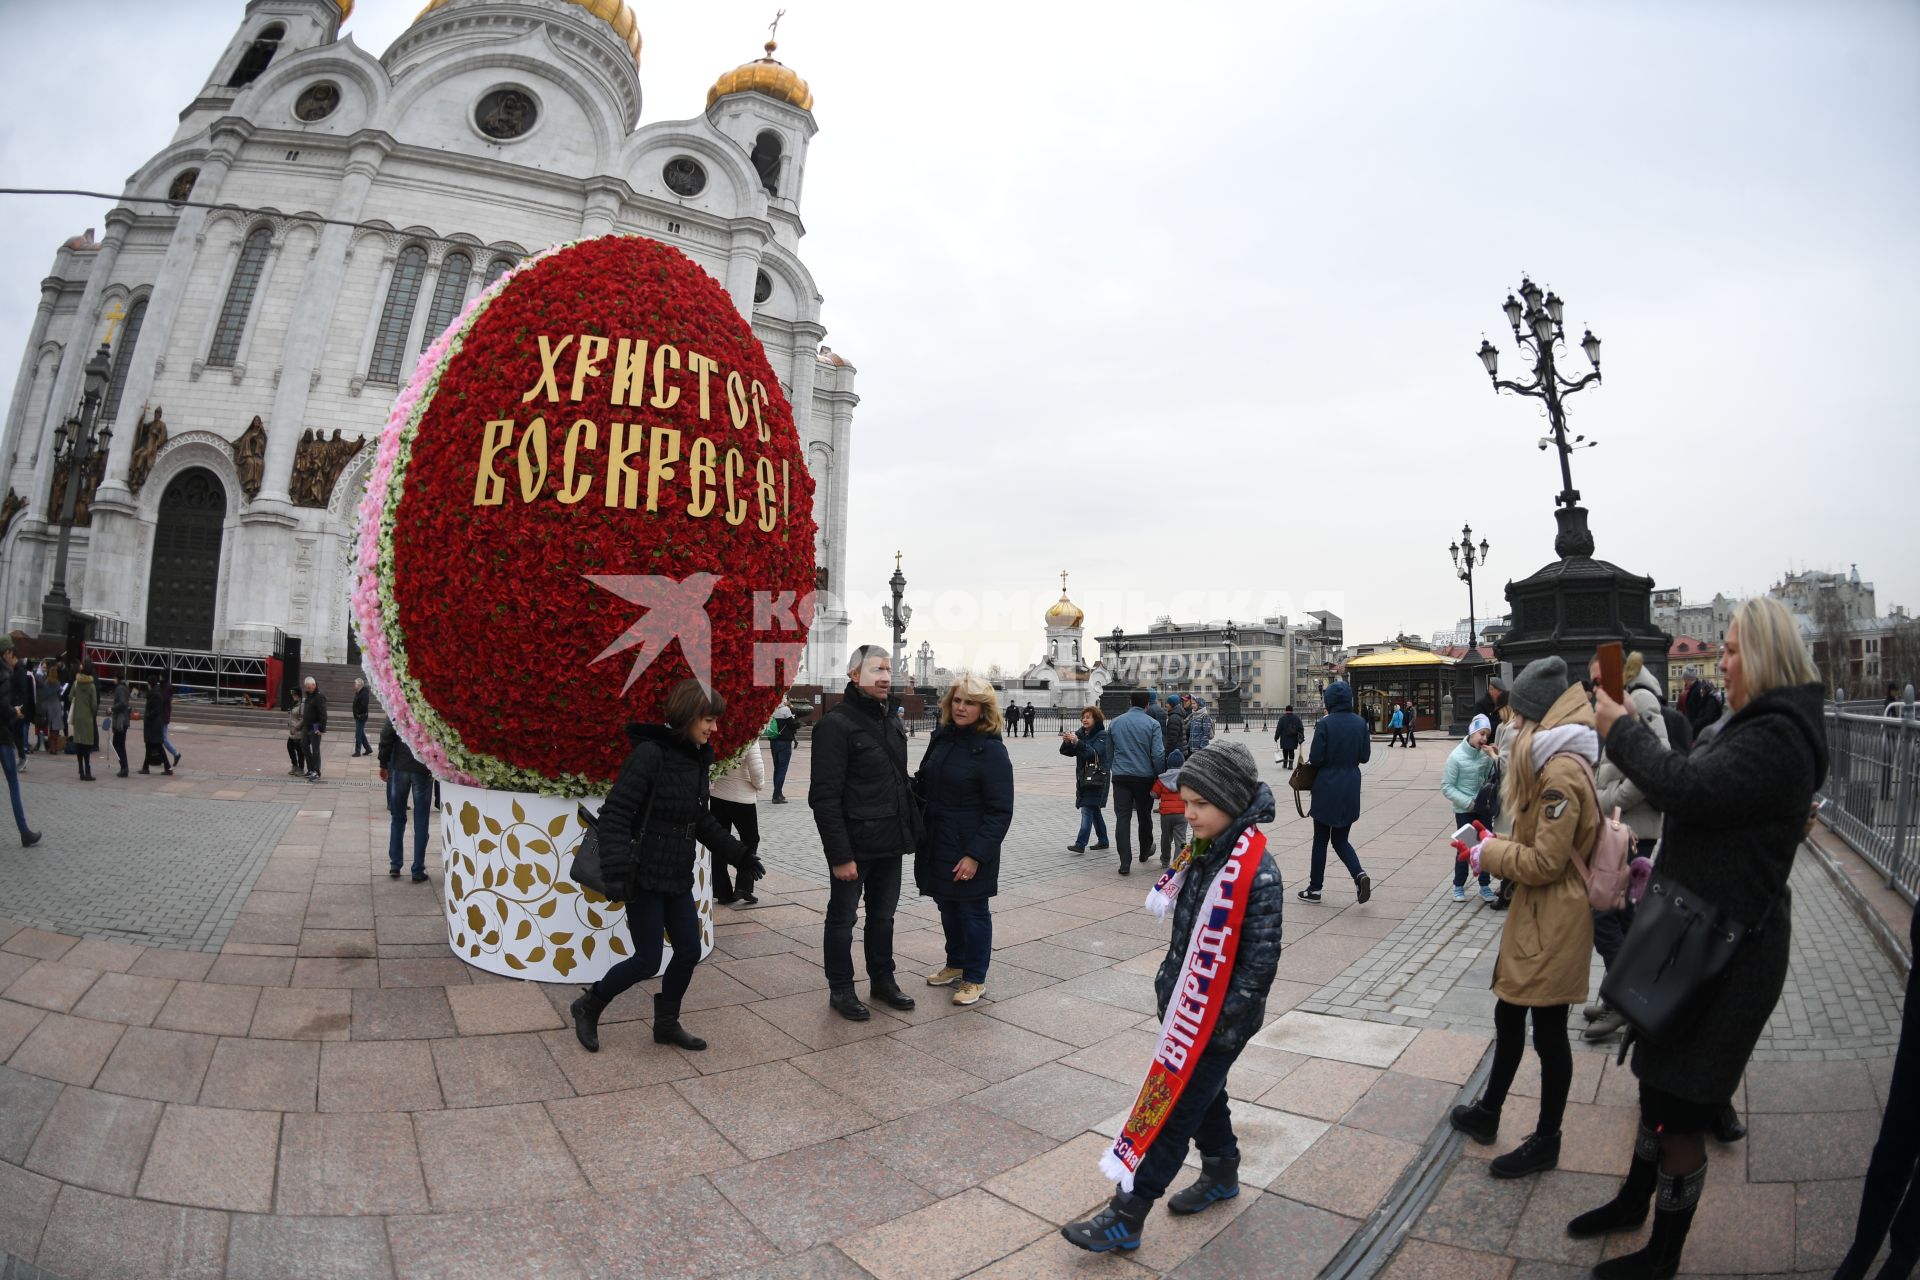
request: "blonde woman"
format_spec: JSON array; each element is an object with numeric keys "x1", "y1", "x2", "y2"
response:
[
  {"x1": 913, "y1": 674, "x2": 1014, "y2": 1005},
  {"x1": 1449, "y1": 656, "x2": 1598, "y2": 1181},
  {"x1": 1573, "y1": 597, "x2": 1826, "y2": 1279}
]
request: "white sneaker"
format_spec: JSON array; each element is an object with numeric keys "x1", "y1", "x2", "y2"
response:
[{"x1": 1452, "y1": 885, "x2": 1467, "y2": 902}]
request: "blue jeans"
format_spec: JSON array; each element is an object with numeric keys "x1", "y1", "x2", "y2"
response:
[
  {"x1": 1075, "y1": 805, "x2": 1108, "y2": 847},
  {"x1": 162, "y1": 724, "x2": 179, "y2": 758},
  {"x1": 387, "y1": 769, "x2": 434, "y2": 874},
  {"x1": 769, "y1": 739, "x2": 793, "y2": 799},
  {"x1": 1307, "y1": 820, "x2": 1364, "y2": 892},
  {"x1": 354, "y1": 717, "x2": 372, "y2": 754},
  {"x1": 1129, "y1": 1045, "x2": 1242, "y2": 1202},
  {"x1": 0, "y1": 743, "x2": 27, "y2": 835},
  {"x1": 936, "y1": 897, "x2": 993, "y2": 983},
  {"x1": 1451, "y1": 811, "x2": 1491, "y2": 888}
]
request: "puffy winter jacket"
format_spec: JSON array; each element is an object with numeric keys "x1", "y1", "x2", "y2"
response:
[
  {"x1": 1594, "y1": 664, "x2": 1671, "y2": 840},
  {"x1": 1308, "y1": 681, "x2": 1371, "y2": 827},
  {"x1": 597, "y1": 723, "x2": 746, "y2": 897},
  {"x1": 1441, "y1": 736, "x2": 1497, "y2": 813},
  {"x1": 1185, "y1": 701, "x2": 1216, "y2": 753},
  {"x1": 1153, "y1": 782, "x2": 1285, "y2": 1055},
  {"x1": 809, "y1": 683, "x2": 917, "y2": 863},
  {"x1": 914, "y1": 724, "x2": 1014, "y2": 901}
]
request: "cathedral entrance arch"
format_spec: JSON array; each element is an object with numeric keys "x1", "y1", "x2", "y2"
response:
[{"x1": 145, "y1": 468, "x2": 226, "y2": 650}]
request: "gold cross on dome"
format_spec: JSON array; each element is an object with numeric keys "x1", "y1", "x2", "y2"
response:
[
  {"x1": 769, "y1": 8, "x2": 786, "y2": 44},
  {"x1": 1060, "y1": 569, "x2": 1069, "y2": 594},
  {"x1": 101, "y1": 300, "x2": 127, "y2": 347}
]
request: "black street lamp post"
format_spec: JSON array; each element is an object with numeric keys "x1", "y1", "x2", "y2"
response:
[
  {"x1": 1449, "y1": 524, "x2": 1491, "y2": 649},
  {"x1": 43, "y1": 340, "x2": 115, "y2": 642},
  {"x1": 1476, "y1": 277, "x2": 1603, "y2": 556},
  {"x1": 879, "y1": 552, "x2": 911, "y2": 714}
]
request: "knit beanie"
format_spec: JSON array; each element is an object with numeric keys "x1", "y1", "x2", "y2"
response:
[
  {"x1": 1166, "y1": 748, "x2": 1185, "y2": 767},
  {"x1": 1509, "y1": 655, "x2": 1570, "y2": 722},
  {"x1": 1179, "y1": 740, "x2": 1257, "y2": 816}
]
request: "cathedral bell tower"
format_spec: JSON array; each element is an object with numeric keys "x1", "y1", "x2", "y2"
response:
[
  {"x1": 1045, "y1": 572, "x2": 1086, "y2": 669},
  {"x1": 201, "y1": 1, "x2": 347, "y2": 99},
  {"x1": 704, "y1": 17, "x2": 818, "y2": 213}
]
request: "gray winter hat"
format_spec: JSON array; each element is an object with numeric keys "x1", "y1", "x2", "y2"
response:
[
  {"x1": 1179, "y1": 739, "x2": 1258, "y2": 817},
  {"x1": 1509, "y1": 655, "x2": 1571, "y2": 722}
]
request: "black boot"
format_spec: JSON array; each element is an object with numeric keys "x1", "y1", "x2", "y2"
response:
[
  {"x1": 830, "y1": 990, "x2": 871, "y2": 1021},
  {"x1": 869, "y1": 979, "x2": 916, "y2": 1012},
  {"x1": 1167, "y1": 1155, "x2": 1240, "y2": 1215},
  {"x1": 569, "y1": 986, "x2": 610, "y2": 1053},
  {"x1": 1490, "y1": 1129, "x2": 1561, "y2": 1178},
  {"x1": 1593, "y1": 1161, "x2": 1705, "y2": 1280},
  {"x1": 1449, "y1": 1099, "x2": 1501, "y2": 1145},
  {"x1": 1711, "y1": 1102, "x2": 1746, "y2": 1144},
  {"x1": 1061, "y1": 1192, "x2": 1150, "y2": 1252},
  {"x1": 652, "y1": 993, "x2": 706, "y2": 1051},
  {"x1": 1568, "y1": 1122, "x2": 1659, "y2": 1238}
]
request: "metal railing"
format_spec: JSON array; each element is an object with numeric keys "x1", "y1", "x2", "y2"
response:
[
  {"x1": 82, "y1": 642, "x2": 272, "y2": 707},
  {"x1": 1820, "y1": 707, "x2": 1919, "y2": 906}
]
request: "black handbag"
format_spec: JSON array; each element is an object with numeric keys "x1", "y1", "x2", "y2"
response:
[
  {"x1": 1599, "y1": 870, "x2": 1780, "y2": 1049},
  {"x1": 569, "y1": 791, "x2": 653, "y2": 900}
]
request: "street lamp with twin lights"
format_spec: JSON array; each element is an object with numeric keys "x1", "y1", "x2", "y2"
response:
[
  {"x1": 43, "y1": 340, "x2": 116, "y2": 641},
  {"x1": 1449, "y1": 525, "x2": 1490, "y2": 650}
]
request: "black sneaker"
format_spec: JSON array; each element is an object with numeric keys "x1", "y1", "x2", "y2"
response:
[
  {"x1": 1295, "y1": 887, "x2": 1322, "y2": 903},
  {"x1": 1490, "y1": 1130, "x2": 1560, "y2": 1178},
  {"x1": 1355, "y1": 873, "x2": 1372, "y2": 905},
  {"x1": 389, "y1": 867, "x2": 401, "y2": 878},
  {"x1": 1089, "y1": 843, "x2": 1111, "y2": 851},
  {"x1": 1449, "y1": 1100, "x2": 1501, "y2": 1145},
  {"x1": 411, "y1": 872, "x2": 429, "y2": 883}
]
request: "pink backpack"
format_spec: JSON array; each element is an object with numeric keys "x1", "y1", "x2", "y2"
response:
[{"x1": 1556, "y1": 753, "x2": 1632, "y2": 912}]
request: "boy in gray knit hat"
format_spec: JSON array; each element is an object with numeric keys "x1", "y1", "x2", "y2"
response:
[{"x1": 1063, "y1": 737, "x2": 1284, "y2": 1254}]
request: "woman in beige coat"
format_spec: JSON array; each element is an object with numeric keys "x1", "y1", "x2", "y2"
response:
[{"x1": 1449, "y1": 658, "x2": 1598, "y2": 1180}]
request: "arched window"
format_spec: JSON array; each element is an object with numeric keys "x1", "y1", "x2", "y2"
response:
[
  {"x1": 101, "y1": 298, "x2": 148, "y2": 424},
  {"x1": 367, "y1": 245, "x2": 428, "y2": 383},
  {"x1": 483, "y1": 257, "x2": 516, "y2": 287},
  {"x1": 750, "y1": 131, "x2": 783, "y2": 196},
  {"x1": 419, "y1": 252, "x2": 471, "y2": 353},
  {"x1": 207, "y1": 228, "x2": 273, "y2": 367},
  {"x1": 227, "y1": 23, "x2": 285, "y2": 88}
]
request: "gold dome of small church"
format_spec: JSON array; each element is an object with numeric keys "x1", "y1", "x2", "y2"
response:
[
  {"x1": 1045, "y1": 572, "x2": 1085, "y2": 630},
  {"x1": 707, "y1": 38, "x2": 813, "y2": 112}
]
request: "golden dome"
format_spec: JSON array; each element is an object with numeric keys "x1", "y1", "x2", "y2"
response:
[
  {"x1": 337, "y1": 0, "x2": 354, "y2": 20},
  {"x1": 707, "y1": 40, "x2": 813, "y2": 112},
  {"x1": 1045, "y1": 572, "x2": 1084, "y2": 629},
  {"x1": 413, "y1": 0, "x2": 642, "y2": 64}
]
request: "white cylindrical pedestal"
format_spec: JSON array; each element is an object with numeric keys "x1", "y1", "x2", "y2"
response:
[{"x1": 438, "y1": 781, "x2": 715, "y2": 981}]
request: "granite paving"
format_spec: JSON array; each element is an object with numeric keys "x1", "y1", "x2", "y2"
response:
[{"x1": 0, "y1": 722, "x2": 1904, "y2": 1278}]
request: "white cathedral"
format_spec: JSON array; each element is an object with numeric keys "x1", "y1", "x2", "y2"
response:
[{"x1": 0, "y1": 0, "x2": 856, "y2": 678}]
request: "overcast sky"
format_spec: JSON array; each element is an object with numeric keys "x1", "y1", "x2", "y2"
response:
[{"x1": 2, "y1": 0, "x2": 1916, "y2": 674}]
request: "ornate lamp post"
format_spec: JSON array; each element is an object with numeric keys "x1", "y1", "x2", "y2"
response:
[
  {"x1": 1476, "y1": 277, "x2": 1602, "y2": 556},
  {"x1": 42, "y1": 340, "x2": 116, "y2": 641},
  {"x1": 1106, "y1": 625, "x2": 1127, "y2": 683},
  {"x1": 879, "y1": 551, "x2": 911, "y2": 714},
  {"x1": 1449, "y1": 524, "x2": 1491, "y2": 649}
]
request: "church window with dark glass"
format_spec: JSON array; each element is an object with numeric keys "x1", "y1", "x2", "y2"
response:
[
  {"x1": 663, "y1": 157, "x2": 706, "y2": 197},
  {"x1": 168, "y1": 169, "x2": 199, "y2": 205},
  {"x1": 367, "y1": 246, "x2": 428, "y2": 383},
  {"x1": 482, "y1": 257, "x2": 516, "y2": 286},
  {"x1": 207, "y1": 227, "x2": 273, "y2": 367},
  {"x1": 754, "y1": 270, "x2": 773, "y2": 305},
  {"x1": 101, "y1": 298, "x2": 147, "y2": 425},
  {"x1": 294, "y1": 82, "x2": 340, "y2": 122},
  {"x1": 227, "y1": 24, "x2": 284, "y2": 88},
  {"x1": 750, "y1": 132, "x2": 783, "y2": 195},
  {"x1": 475, "y1": 88, "x2": 537, "y2": 140},
  {"x1": 419, "y1": 252, "x2": 471, "y2": 353}
]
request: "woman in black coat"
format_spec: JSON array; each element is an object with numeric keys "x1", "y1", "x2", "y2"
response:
[
  {"x1": 140, "y1": 683, "x2": 172, "y2": 775},
  {"x1": 1574, "y1": 597, "x2": 1827, "y2": 1279},
  {"x1": 569, "y1": 679, "x2": 748, "y2": 1056},
  {"x1": 914, "y1": 676, "x2": 1014, "y2": 1006},
  {"x1": 1059, "y1": 706, "x2": 1113, "y2": 855}
]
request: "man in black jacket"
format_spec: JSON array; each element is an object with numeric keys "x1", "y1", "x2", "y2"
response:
[
  {"x1": 378, "y1": 723, "x2": 433, "y2": 881},
  {"x1": 810, "y1": 645, "x2": 918, "y2": 1021},
  {"x1": 351, "y1": 678, "x2": 373, "y2": 757}
]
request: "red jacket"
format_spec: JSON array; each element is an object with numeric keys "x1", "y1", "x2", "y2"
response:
[{"x1": 1152, "y1": 777, "x2": 1185, "y2": 815}]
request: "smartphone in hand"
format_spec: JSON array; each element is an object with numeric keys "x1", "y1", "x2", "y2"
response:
[{"x1": 1595, "y1": 642, "x2": 1625, "y2": 704}]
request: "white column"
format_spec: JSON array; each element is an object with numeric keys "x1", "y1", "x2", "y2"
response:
[
  {"x1": 724, "y1": 229, "x2": 763, "y2": 316},
  {"x1": 400, "y1": 254, "x2": 439, "y2": 360},
  {"x1": 93, "y1": 137, "x2": 238, "y2": 508},
  {"x1": 252, "y1": 138, "x2": 392, "y2": 512},
  {"x1": 1, "y1": 281, "x2": 61, "y2": 476},
  {"x1": 28, "y1": 209, "x2": 132, "y2": 522}
]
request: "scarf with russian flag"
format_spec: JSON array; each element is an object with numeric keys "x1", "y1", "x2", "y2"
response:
[{"x1": 1101, "y1": 825, "x2": 1265, "y2": 1191}]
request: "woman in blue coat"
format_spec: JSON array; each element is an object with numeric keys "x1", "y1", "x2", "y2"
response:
[
  {"x1": 1059, "y1": 706, "x2": 1114, "y2": 855},
  {"x1": 1301, "y1": 680, "x2": 1372, "y2": 904},
  {"x1": 915, "y1": 675, "x2": 1015, "y2": 1005}
]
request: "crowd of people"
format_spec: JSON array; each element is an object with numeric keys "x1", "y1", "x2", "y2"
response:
[
  {"x1": 0, "y1": 638, "x2": 189, "y2": 847},
  {"x1": 549, "y1": 601, "x2": 1920, "y2": 1275}
]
